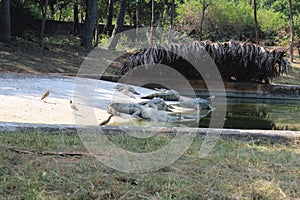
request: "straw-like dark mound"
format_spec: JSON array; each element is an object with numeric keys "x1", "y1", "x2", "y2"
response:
[{"x1": 120, "y1": 41, "x2": 290, "y2": 83}]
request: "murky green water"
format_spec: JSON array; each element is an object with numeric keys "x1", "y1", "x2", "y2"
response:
[{"x1": 197, "y1": 98, "x2": 300, "y2": 131}]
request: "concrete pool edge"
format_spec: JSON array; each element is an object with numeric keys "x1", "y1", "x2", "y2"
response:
[{"x1": 1, "y1": 122, "x2": 299, "y2": 143}]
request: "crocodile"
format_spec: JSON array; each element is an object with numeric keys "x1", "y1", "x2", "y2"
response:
[
  {"x1": 107, "y1": 103, "x2": 144, "y2": 119},
  {"x1": 114, "y1": 84, "x2": 140, "y2": 98},
  {"x1": 106, "y1": 103, "x2": 180, "y2": 122},
  {"x1": 141, "y1": 89, "x2": 182, "y2": 101},
  {"x1": 180, "y1": 96, "x2": 215, "y2": 110},
  {"x1": 139, "y1": 97, "x2": 173, "y2": 112},
  {"x1": 142, "y1": 89, "x2": 215, "y2": 110}
]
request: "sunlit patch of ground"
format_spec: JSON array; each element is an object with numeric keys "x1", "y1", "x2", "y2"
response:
[{"x1": 273, "y1": 51, "x2": 300, "y2": 85}]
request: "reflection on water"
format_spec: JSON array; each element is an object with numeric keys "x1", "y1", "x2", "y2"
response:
[{"x1": 197, "y1": 99, "x2": 300, "y2": 131}]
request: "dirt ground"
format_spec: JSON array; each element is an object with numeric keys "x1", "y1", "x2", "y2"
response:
[
  {"x1": 0, "y1": 39, "x2": 300, "y2": 85},
  {"x1": 0, "y1": 39, "x2": 126, "y2": 76}
]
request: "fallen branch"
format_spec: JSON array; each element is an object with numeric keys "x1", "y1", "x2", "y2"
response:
[{"x1": 7, "y1": 146, "x2": 89, "y2": 157}]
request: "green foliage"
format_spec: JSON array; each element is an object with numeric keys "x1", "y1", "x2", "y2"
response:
[
  {"x1": 21, "y1": 29, "x2": 40, "y2": 42},
  {"x1": 176, "y1": 0, "x2": 255, "y2": 40},
  {"x1": 53, "y1": 2, "x2": 74, "y2": 21},
  {"x1": 176, "y1": 0, "x2": 296, "y2": 41},
  {"x1": 176, "y1": 0, "x2": 202, "y2": 27},
  {"x1": 271, "y1": 0, "x2": 300, "y2": 19},
  {"x1": 9, "y1": 0, "x2": 300, "y2": 44},
  {"x1": 98, "y1": 33, "x2": 111, "y2": 47},
  {"x1": 257, "y1": 9, "x2": 286, "y2": 36},
  {"x1": 46, "y1": 35, "x2": 79, "y2": 45}
]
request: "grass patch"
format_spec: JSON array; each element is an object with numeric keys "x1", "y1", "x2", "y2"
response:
[
  {"x1": 273, "y1": 56, "x2": 300, "y2": 85},
  {"x1": 0, "y1": 131, "x2": 299, "y2": 199}
]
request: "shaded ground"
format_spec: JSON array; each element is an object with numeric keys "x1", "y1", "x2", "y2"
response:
[
  {"x1": 0, "y1": 39, "x2": 125, "y2": 76},
  {"x1": 0, "y1": 39, "x2": 87, "y2": 74}
]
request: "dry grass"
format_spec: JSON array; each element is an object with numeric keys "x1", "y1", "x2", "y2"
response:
[
  {"x1": 0, "y1": 131, "x2": 299, "y2": 199},
  {"x1": 273, "y1": 55, "x2": 300, "y2": 85}
]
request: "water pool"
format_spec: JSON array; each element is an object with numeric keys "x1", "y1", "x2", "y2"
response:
[{"x1": 197, "y1": 98, "x2": 300, "y2": 131}]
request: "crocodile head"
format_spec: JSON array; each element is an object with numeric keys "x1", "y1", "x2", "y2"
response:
[{"x1": 107, "y1": 104, "x2": 120, "y2": 116}]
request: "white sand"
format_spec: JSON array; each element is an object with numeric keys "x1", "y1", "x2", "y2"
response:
[{"x1": 0, "y1": 73, "x2": 161, "y2": 126}]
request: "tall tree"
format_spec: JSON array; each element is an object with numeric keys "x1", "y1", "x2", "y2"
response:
[
  {"x1": 81, "y1": 0, "x2": 98, "y2": 49},
  {"x1": 168, "y1": 0, "x2": 175, "y2": 43},
  {"x1": 107, "y1": 0, "x2": 127, "y2": 50},
  {"x1": 148, "y1": 0, "x2": 154, "y2": 45},
  {"x1": 94, "y1": 2, "x2": 99, "y2": 46},
  {"x1": 134, "y1": 0, "x2": 140, "y2": 43},
  {"x1": 40, "y1": 0, "x2": 49, "y2": 47},
  {"x1": 74, "y1": 0, "x2": 80, "y2": 35},
  {"x1": 104, "y1": 0, "x2": 114, "y2": 34},
  {"x1": 135, "y1": 0, "x2": 139, "y2": 28},
  {"x1": 0, "y1": 0, "x2": 11, "y2": 42},
  {"x1": 170, "y1": 0, "x2": 175, "y2": 32},
  {"x1": 288, "y1": 0, "x2": 294, "y2": 63},
  {"x1": 199, "y1": 0, "x2": 209, "y2": 41},
  {"x1": 253, "y1": 0, "x2": 259, "y2": 44},
  {"x1": 157, "y1": 0, "x2": 165, "y2": 29}
]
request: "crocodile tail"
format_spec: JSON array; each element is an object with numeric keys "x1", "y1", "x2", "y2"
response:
[
  {"x1": 99, "y1": 114, "x2": 113, "y2": 126},
  {"x1": 141, "y1": 95, "x2": 154, "y2": 99}
]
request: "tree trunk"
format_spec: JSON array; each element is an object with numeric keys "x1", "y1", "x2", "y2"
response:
[
  {"x1": 104, "y1": 0, "x2": 114, "y2": 34},
  {"x1": 168, "y1": 0, "x2": 175, "y2": 43},
  {"x1": 157, "y1": 0, "x2": 165, "y2": 42},
  {"x1": 288, "y1": 0, "x2": 294, "y2": 63},
  {"x1": 253, "y1": 0, "x2": 259, "y2": 44},
  {"x1": 81, "y1": 0, "x2": 98, "y2": 49},
  {"x1": 74, "y1": 0, "x2": 80, "y2": 35},
  {"x1": 0, "y1": 0, "x2": 11, "y2": 42},
  {"x1": 127, "y1": 0, "x2": 133, "y2": 25},
  {"x1": 148, "y1": 0, "x2": 154, "y2": 46},
  {"x1": 107, "y1": 0, "x2": 127, "y2": 50},
  {"x1": 170, "y1": 0, "x2": 174, "y2": 31},
  {"x1": 40, "y1": 0, "x2": 49, "y2": 47},
  {"x1": 157, "y1": 0, "x2": 165, "y2": 29},
  {"x1": 81, "y1": 0, "x2": 89, "y2": 24},
  {"x1": 135, "y1": 1, "x2": 139, "y2": 28},
  {"x1": 199, "y1": 0, "x2": 208, "y2": 41},
  {"x1": 297, "y1": 40, "x2": 300, "y2": 56},
  {"x1": 134, "y1": 0, "x2": 139, "y2": 42},
  {"x1": 49, "y1": 4, "x2": 55, "y2": 20},
  {"x1": 94, "y1": 1, "x2": 99, "y2": 47}
]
